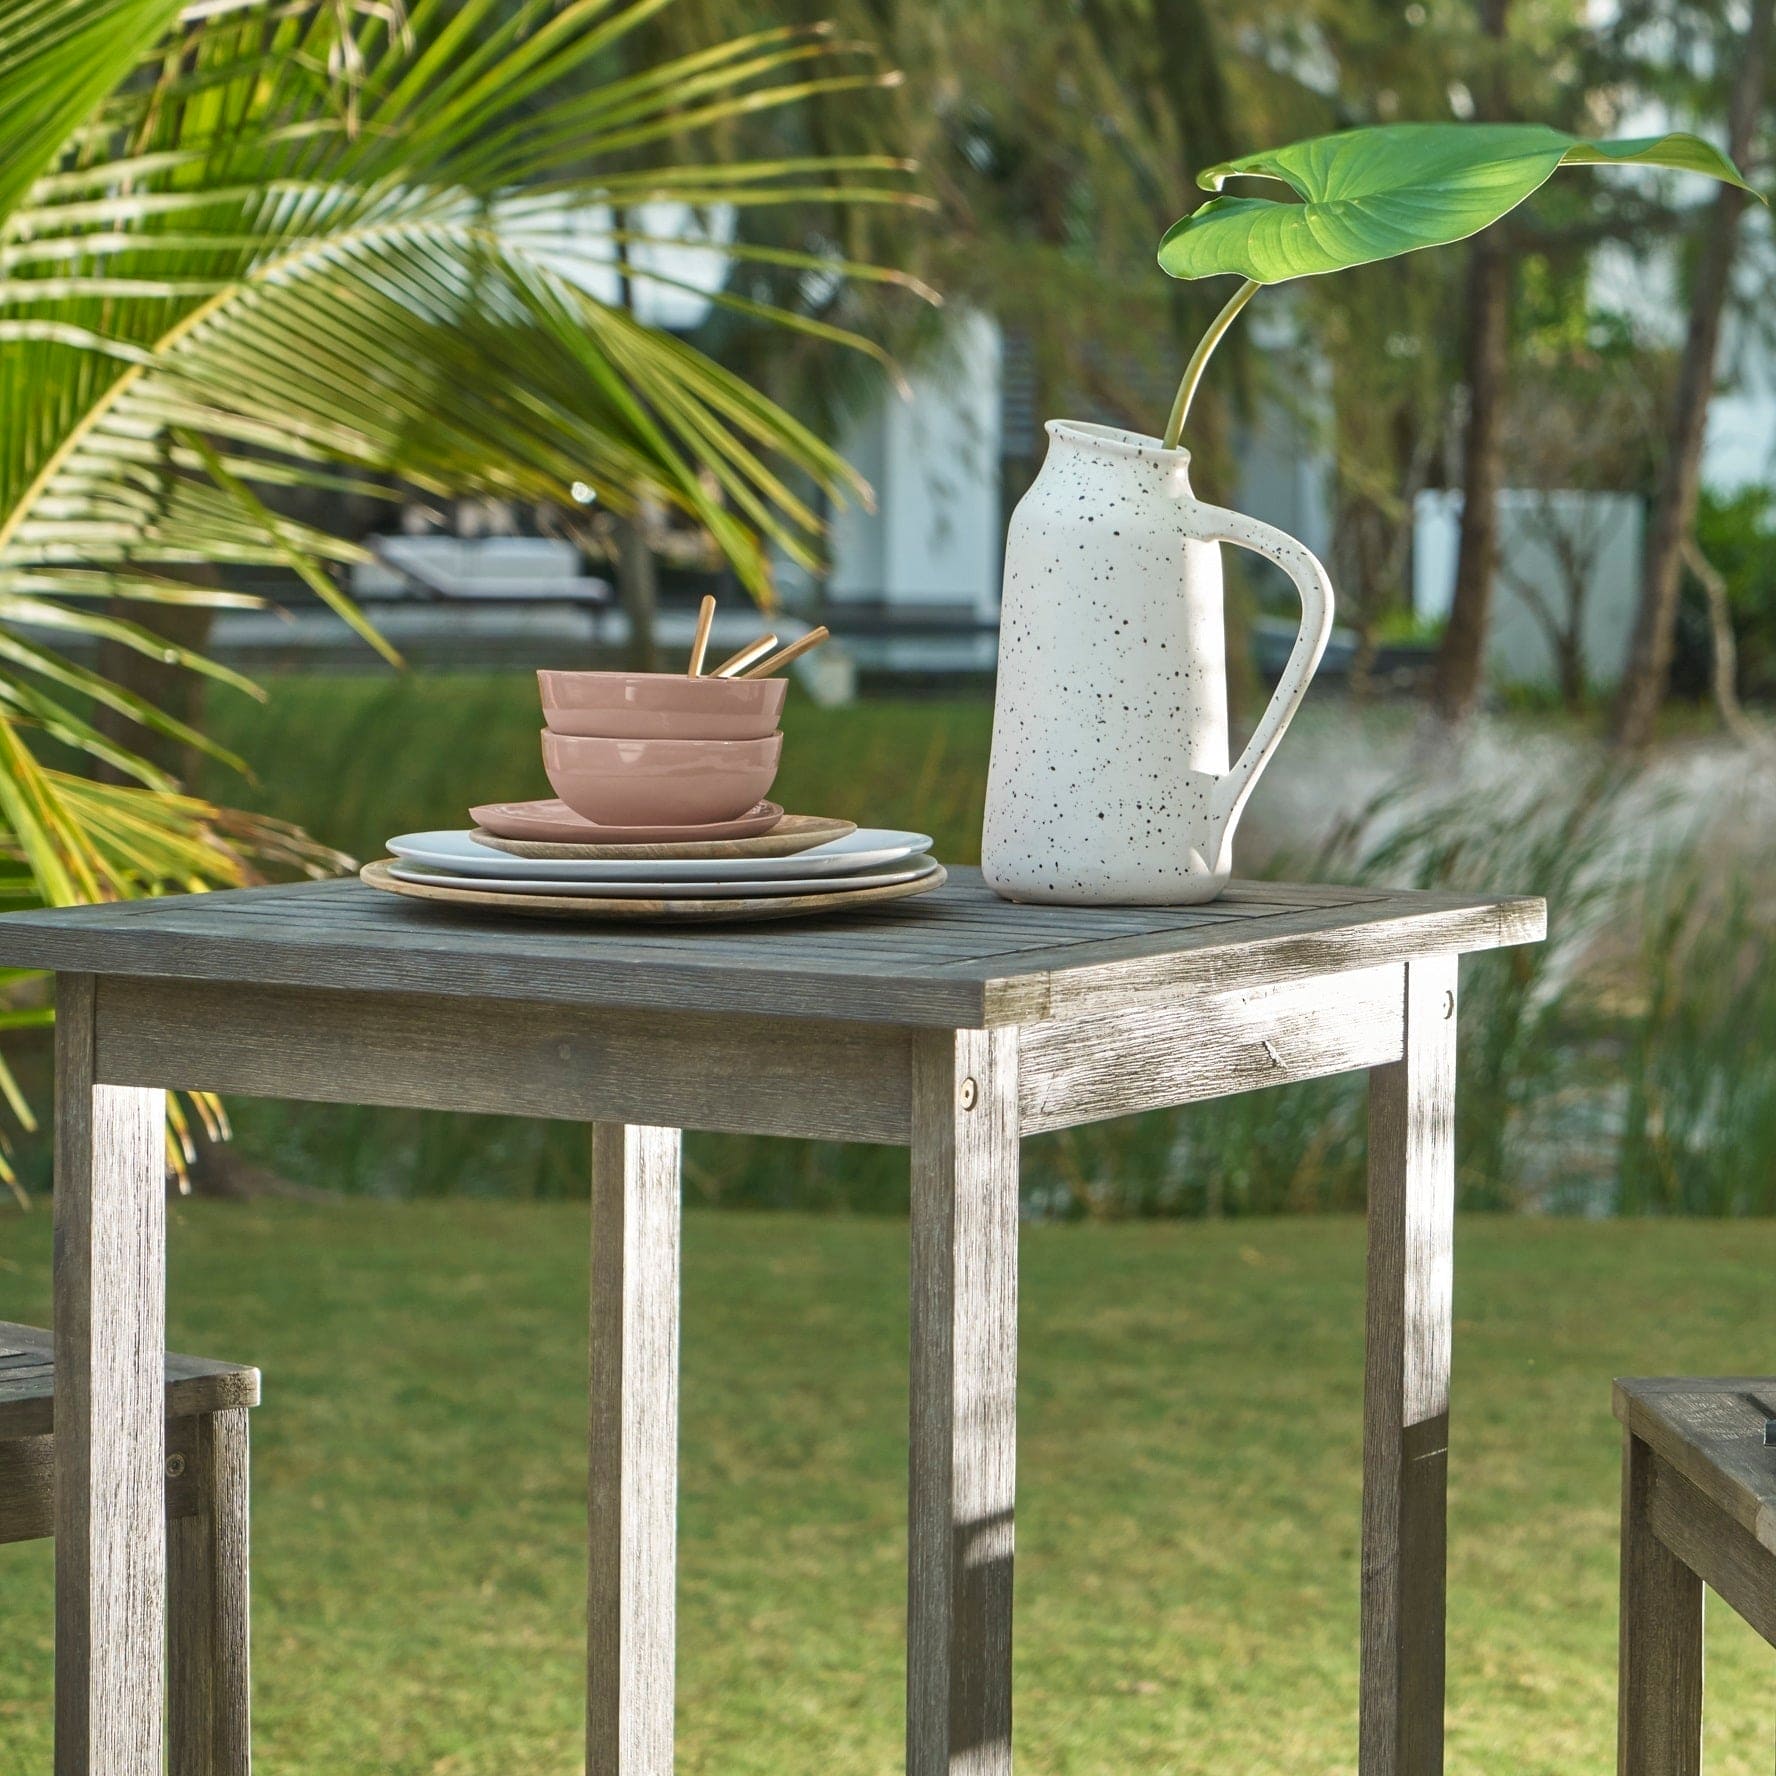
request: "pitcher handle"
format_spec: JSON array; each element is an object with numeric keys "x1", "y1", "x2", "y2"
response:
[{"x1": 1192, "y1": 505, "x2": 1335, "y2": 872}]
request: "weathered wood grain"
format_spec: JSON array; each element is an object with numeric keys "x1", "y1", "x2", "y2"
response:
[
  {"x1": 1018, "y1": 964, "x2": 1405, "y2": 1132},
  {"x1": 1642, "y1": 1449, "x2": 1776, "y2": 1647},
  {"x1": 93, "y1": 968, "x2": 1417, "y2": 1147},
  {"x1": 588, "y1": 1123, "x2": 681, "y2": 1776},
  {"x1": 1618, "y1": 1432, "x2": 1703, "y2": 1776},
  {"x1": 2, "y1": 1324, "x2": 255, "y2": 1773},
  {"x1": 1360, "y1": 957, "x2": 1456, "y2": 1776},
  {"x1": 0, "y1": 870, "x2": 1544, "y2": 1028},
  {"x1": 981, "y1": 894, "x2": 1544, "y2": 1023},
  {"x1": 54, "y1": 973, "x2": 169, "y2": 1776},
  {"x1": 0, "y1": 1321, "x2": 258, "y2": 1439},
  {"x1": 0, "y1": 1430, "x2": 55, "y2": 1543},
  {"x1": 168, "y1": 1408, "x2": 252, "y2": 1776},
  {"x1": 94, "y1": 976, "x2": 915, "y2": 1145},
  {"x1": 908, "y1": 1028, "x2": 1019, "y2": 1776},
  {"x1": 1612, "y1": 1379, "x2": 1776, "y2": 1552},
  {"x1": 0, "y1": 1416, "x2": 210, "y2": 1547},
  {"x1": 10, "y1": 868, "x2": 1546, "y2": 1776}
]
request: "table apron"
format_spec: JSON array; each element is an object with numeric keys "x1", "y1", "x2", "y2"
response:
[
  {"x1": 90, "y1": 974, "x2": 916, "y2": 1144},
  {"x1": 88, "y1": 960, "x2": 1411, "y2": 1143},
  {"x1": 1, "y1": 1418, "x2": 212, "y2": 1546},
  {"x1": 1018, "y1": 962, "x2": 1407, "y2": 1132}
]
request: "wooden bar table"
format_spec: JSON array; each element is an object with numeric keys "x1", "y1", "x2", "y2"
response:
[{"x1": 0, "y1": 867, "x2": 1543, "y2": 1776}]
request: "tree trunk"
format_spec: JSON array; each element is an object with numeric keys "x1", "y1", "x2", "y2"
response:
[
  {"x1": 1612, "y1": 0, "x2": 1774, "y2": 751},
  {"x1": 94, "y1": 596, "x2": 217, "y2": 788},
  {"x1": 1427, "y1": 0, "x2": 1512, "y2": 726},
  {"x1": 1555, "y1": 625, "x2": 1585, "y2": 714},
  {"x1": 1428, "y1": 238, "x2": 1512, "y2": 722},
  {"x1": 608, "y1": 210, "x2": 661, "y2": 674},
  {"x1": 614, "y1": 505, "x2": 660, "y2": 672},
  {"x1": 1683, "y1": 533, "x2": 1766, "y2": 749}
]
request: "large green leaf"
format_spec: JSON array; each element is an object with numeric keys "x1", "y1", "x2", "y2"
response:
[
  {"x1": 1158, "y1": 122, "x2": 1758, "y2": 284},
  {"x1": 0, "y1": 0, "x2": 186, "y2": 228}
]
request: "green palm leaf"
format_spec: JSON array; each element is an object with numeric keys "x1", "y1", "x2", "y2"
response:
[
  {"x1": 1, "y1": 0, "x2": 917, "y2": 793},
  {"x1": 0, "y1": 0, "x2": 924, "y2": 1185},
  {"x1": 0, "y1": 0, "x2": 186, "y2": 223}
]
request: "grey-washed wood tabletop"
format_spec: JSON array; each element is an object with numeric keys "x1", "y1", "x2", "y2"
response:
[
  {"x1": 0, "y1": 867, "x2": 1544, "y2": 1026},
  {"x1": 1614, "y1": 1377, "x2": 1776, "y2": 1772},
  {"x1": 19, "y1": 866, "x2": 1545, "y2": 1776}
]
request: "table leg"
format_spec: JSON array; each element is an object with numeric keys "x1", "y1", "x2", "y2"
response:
[
  {"x1": 908, "y1": 1028, "x2": 1020, "y2": 1776},
  {"x1": 1617, "y1": 1433, "x2": 1702, "y2": 1776},
  {"x1": 53, "y1": 972, "x2": 168, "y2": 1776},
  {"x1": 1360, "y1": 956, "x2": 1457, "y2": 1776},
  {"x1": 588, "y1": 1122, "x2": 682, "y2": 1776},
  {"x1": 169, "y1": 1408, "x2": 253, "y2": 1776}
]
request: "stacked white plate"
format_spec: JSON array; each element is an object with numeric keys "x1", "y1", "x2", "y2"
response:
[{"x1": 383, "y1": 827, "x2": 939, "y2": 900}]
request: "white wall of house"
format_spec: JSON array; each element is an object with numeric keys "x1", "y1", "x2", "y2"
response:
[
  {"x1": 1232, "y1": 401, "x2": 1335, "y2": 566},
  {"x1": 818, "y1": 310, "x2": 1004, "y2": 616},
  {"x1": 811, "y1": 308, "x2": 1340, "y2": 620},
  {"x1": 509, "y1": 196, "x2": 733, "y2": 331},
  {"x1": 1230, "y1": 293, "x2": 1336, "y2": 564},
  {"x1": 1415, "y1": 489, "x2": 1645, "y2": 688}
]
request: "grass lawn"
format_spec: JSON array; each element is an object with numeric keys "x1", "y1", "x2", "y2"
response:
[{"x1": 4, "y1": 1203, "x2": 1776, "y2": 1773}]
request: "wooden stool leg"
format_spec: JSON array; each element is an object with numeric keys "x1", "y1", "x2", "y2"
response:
[
  {"x1": 1361, "y1": 957, "x2": 1457, "y2": 1776},
  {"x1": 1619, "y1": 1432, "x2": 1703, "y2": 1776},
  {"x1": 907, "y1": 1028, "x2": 1020, "y2": 1776},
  {"x1": 53, "y1": 973, "x2": 168, "y2": 1776},
  {"x1": 588, "y1": 1122, "x2": 682, "y2": 1776},
  {"x1": 170, "y1": 1410, "x2": 252, "y2": 1776}
]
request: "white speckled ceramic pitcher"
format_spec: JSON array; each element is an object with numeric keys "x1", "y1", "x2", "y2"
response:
[{"x1": 983, "y1": 420, "x2": 1334, "y2": 905}]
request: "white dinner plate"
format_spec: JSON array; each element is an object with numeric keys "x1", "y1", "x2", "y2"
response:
[
  {"x1": 385, "y1": 855, "x2": 941, "y2": 900},
  {"x1": 388, "y1": 826, "x2": 934, "y2": 882}
]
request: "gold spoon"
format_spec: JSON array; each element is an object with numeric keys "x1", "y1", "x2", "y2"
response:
[
  {"x1": 710, "y1": 634, "x2": 778, "y2": 677},
  {"x1": 685, "y1": 594, "x2": 716, "y2": 676},
  {"x1": 738, "y1": 626, "x2": 831, "y2": 678}
]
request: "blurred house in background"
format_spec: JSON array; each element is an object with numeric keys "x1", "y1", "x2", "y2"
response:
[
  {"x1": 228, "y1": 185, "x2": 1775, "y2": 698},
  {"x1": 1414, "y1": 491, "x2": 1644, "y2": 694}
]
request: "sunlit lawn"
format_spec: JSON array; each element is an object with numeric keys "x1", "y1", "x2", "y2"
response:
[{"x1": 4, "y1": 1203, "x2": 1775, "y2": 1774}]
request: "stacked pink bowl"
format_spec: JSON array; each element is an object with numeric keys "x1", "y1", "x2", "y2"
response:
[{"x1": 537, "y1": 671, "x2": 786, "y2": 830}]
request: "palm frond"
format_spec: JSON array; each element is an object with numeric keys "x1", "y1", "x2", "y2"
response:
[
  {"x1": 0, "y1": 0, "x2": 927, "y2": 1185},
  {"x1": 0, "y1": 0, "x2": 187, "y2": 225}
]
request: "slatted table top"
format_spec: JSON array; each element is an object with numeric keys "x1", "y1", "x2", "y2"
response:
[
  {"x1": 1615, "y1": 1376, "x2": 1776, "y2": 1555},
  {"x1": 0, "y1": 868, "x2": 1544, "y2": 1028},
  {"x1": 0, "y1": 1322, "x2": 260, "y2": 1439}
]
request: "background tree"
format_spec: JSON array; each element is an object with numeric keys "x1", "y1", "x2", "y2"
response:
[
  {"x1": 1613, "y1": 0, "x2": 1776, "y2": 749},
  {"x1": 1279, "y1": 0, "x2": 1471, "y2": 684},
  {"x1": 687, "y1": 0, "x2": 1267, "y2": 506},
  {"x1": 1496, "y1": 319, "x2": 1669, "y2": 710}
]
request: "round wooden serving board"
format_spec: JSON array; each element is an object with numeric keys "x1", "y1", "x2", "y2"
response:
[
  {"x1": 361, "y1": 858, "x2": 945, "y2": 923},
  {"x1": 470, "y1": 813, "x2": 856, "y2": 862}
]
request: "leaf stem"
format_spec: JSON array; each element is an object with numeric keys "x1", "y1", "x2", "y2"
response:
[{"x1": 1162, "y1": 277, "x2": 1260, "y2": 449}]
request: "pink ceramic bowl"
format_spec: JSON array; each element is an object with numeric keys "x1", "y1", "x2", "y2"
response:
[
  {"x1": 538, "y1": 670, "x2": 787, "y2": 741},
  {"x1": 540, "y1": 729, "x2": 783, "y2": 827}
]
